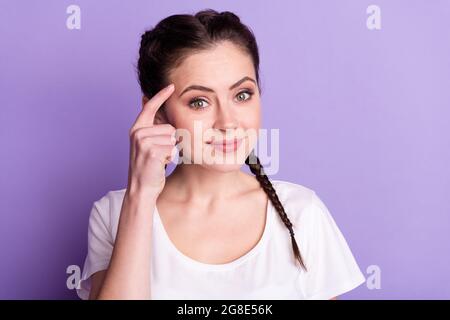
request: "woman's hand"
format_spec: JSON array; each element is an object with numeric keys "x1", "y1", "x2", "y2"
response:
[
  {"x1": 94, "y1": 85, "x2": 177, "y2": 300},
  {"x1": 127, "y1": 83, "x2": 177, "y2": 198}
]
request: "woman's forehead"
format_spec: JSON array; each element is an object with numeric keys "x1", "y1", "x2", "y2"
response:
[{"x1": 168, "y1": 42, "x2": 256, "y2": 89}]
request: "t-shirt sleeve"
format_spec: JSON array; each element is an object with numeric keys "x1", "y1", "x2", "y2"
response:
[
  {"x1": 76, "y1": 197, "x2": 114, "y2": 300},
  {"x1": 296, "y1": 191, "x2": 366, "y2": 299}
]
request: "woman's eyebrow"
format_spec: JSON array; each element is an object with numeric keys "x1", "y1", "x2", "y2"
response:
[{"x1": 178, "y1": 76, "x2": 256, "y2": 97}]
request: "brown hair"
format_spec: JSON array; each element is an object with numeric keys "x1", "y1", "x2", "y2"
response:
[{"x1": 136, "y1": 9, "x2": 307, "y2": 271}]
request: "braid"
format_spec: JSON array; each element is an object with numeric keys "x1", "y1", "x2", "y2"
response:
[{"x1": 245, "y1": 152, "x2": 307, "y2": 271}]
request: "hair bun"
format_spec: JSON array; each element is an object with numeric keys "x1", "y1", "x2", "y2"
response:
[
  {"x1": 220, "y1": 11, "x2": 241, "y2": 22},
  {"x1": 194, "y1": 9, "x2": 241, "y2": 26}
]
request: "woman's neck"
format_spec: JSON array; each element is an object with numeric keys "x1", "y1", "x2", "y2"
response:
[{"x1": 162, "y1": 164, "x2": 258, "y2": 207}]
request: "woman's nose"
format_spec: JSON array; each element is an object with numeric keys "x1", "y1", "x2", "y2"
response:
[{"x1": 213, "y1": 103, "x2": 239, "y2": 130}]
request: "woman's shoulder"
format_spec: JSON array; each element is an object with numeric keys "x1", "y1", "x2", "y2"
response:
[
  {"x1": 270, "y1": 179, "x2": 316, "y2": 208},
  {"x1": 269, "y1": 179, "x2": 330, "y2": 224},
  {"x1": 90, "y1": 180, "x2": 330, "y2": 239},
  {"x1": 270, "y1": 179, "x2": 315, "y2": 197},
  {"x1": 94, "y1": 180, "x2": 317, "y2": 210},
  {"x1": 89, "y1": 188, "x2": 128, "y2": 240},
  {"x1": 92, "y1": 188, "x2": 127, "y2": 213}
]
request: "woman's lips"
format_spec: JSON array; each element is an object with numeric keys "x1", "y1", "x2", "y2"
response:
[{"x1": 207, "y1": 138, "x2": 244, "y2": 153}]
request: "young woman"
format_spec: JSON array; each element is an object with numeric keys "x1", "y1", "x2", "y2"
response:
[{"x1": 77, "y1": 9, "x2": 365, "y2": 300}]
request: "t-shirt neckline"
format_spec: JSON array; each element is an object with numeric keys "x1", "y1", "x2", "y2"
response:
[{"x1": 154, "y1": 197, "x2": 274, "y2": 271}]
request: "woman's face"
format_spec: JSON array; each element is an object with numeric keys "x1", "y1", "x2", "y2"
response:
[{"x1": 158, "y1": 40, "x2": 261, "y2": 172}]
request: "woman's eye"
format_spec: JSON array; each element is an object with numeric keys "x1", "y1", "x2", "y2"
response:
[
  {"x1": 188, "y1": 98, "x2": 209, "y2": 110},
  {"x1": 188, "y1": 90, "x2": 254, "y2": 110},
  {"x1": 235, "y1": 90, "x2": 254, "y2": 102}
]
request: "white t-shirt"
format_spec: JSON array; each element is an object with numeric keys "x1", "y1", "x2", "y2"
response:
[{"x1": 76, "y1": 179, "x2": 365, "y2": 300}]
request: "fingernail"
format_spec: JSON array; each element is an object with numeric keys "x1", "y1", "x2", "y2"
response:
[{"x1": 167, "y1": 83, "x2": 174, "y2": 90}]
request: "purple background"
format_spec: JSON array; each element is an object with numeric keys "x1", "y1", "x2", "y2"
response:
[{"x1": 1, "y1": 0, "x2": 449, "y2": 299}]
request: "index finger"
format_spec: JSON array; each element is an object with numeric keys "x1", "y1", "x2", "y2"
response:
[{"x1": 131, "y1": 83, "x2": 175, "y2": 132}]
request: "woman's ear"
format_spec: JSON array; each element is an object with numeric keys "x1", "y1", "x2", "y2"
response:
[{"x1": 153, "y1": 104, "x2": 170, "y2": 125}]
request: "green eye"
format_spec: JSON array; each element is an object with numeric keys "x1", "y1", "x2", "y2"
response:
[
  {"x1": 236, "y1": 90, "x2": 253, "y2": 102},
  {"x1": 189, "y1": 98, "x2": 209, "y2": 110},
  {"x1": 188, "y1": 89, "x2": 254, "y2": 111}
]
